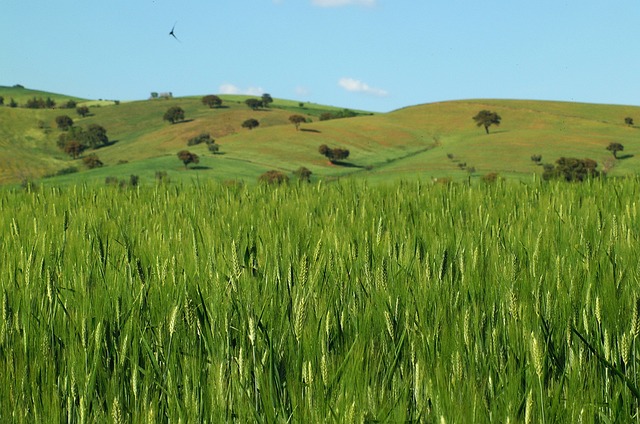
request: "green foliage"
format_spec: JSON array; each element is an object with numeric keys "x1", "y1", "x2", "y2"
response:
[
  {"x1": 63, "y1": 140, "x2": 87, "y2": 159},
  {"x1": 625, "y1": 117, "x2": 634, "y2": 126},
  {"x1": 261, "y1": 93, "x2": 273, "y2": 108},
  {"x1": 82, "y1": 154, "x2": 103, "y2": 169},
  {"x1": 242, "y1": 118, "x2": 260, "y2": 130},
  {"x1": 319, "y1": 144, "x2": 350, "y2": 163},
  {"x1": 293, "y1": 166, "x2": 312, "y2": 182},
  {"x1": 55, "y1": 115, "x2": 74, "y2": 130},
  {"x1": 177, "y1": 150, "x2": 200, "y2": 168},
  {"x1": 187, "y1": 132, "x2": 213, "y2": 146},
  {"x1": 258, "y1": 169, "x2": 289, "y2": 184},
  {"x1": 245, "y1": 98, "x2": 263, "y2": 110},
  {"x1": 76, "y1": 105, "x2": 90, "y2": 117},
  {"x1": 472, "y1": 109, "x2": 501, "y2": 134},
  {"x1": 319, "y1": 108, "x2": 358, "y2": 121},
  {"x1": 289, "y1": 114, "x2": 306, "y2": 130},
  {"x1": 163, "y1": 106, "x2": 185, "y2": 124},
  {"x1": 202, "y1": 95, "x2": 222, "y2": 108},
  {"x1": 542, "y1": 157, "x2": 599, "y2": 181},
  {"x1": 606, "y1": 142, "x2": 624, "y2": 159}
]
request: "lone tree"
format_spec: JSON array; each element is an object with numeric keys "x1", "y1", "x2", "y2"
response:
[
  {"x1": 177, "y1": 150, "x2": 200, "y2": 168},
  {"x1": 261, "y1": 93, "x2": 273, "y2": 108},
  {"x1": 472, "y1": 110, "x2": 501, "y2": 134},
  {"x1": 625, "y1": 117, "x2": 634, "y2": 127},
  {"x1": 606, "y1": 142, "x2": 624, "y2": 159},
  {"x1": 245, "y1": 98, "x2": 263, "y2": 110},
  {"x1": 85, "y1": 124, "x2": 109, "y2": 148},
  {"x1": 55, "y1": 115, "x2": 74, "y2": 130},
  {"x1": 202, "y1": 95, "x2": 223, "y2": 108},
  {"x1": 289, "y1": 114, "x2": 306, "y2": 130},
  {"x1": 163, "y1": 106, "x2": 185, "y2": 124},
  {"x1": 319, "y1": 144, "x2": 350, "y2": 163},
  {"x1": 76, "y1": 106, "x2": 90, "y2": 117},
  {"x1": 242, "y1": 118, "x2": 260, "y2": 130}
]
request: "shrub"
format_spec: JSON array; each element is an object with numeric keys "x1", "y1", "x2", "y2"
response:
[
  {"x1": 531, "y1": 154, "x2": 542, "y2": 164},
  {"x1": 259, "y1": 170, "x2": 289, "y2": 185},
  {"x1": 55, "y1": 115, "x2": 74, "y2": 130},
  {"x1": 155, "y1": 171, "x2": 170, "y2": 184},
  {"x1": 542, "y1": 157, "x2": 599, "y2": 182},
  {"x1": 82, "y1": 154, "x2": 104, "y2": 169},
  {"x1": 293, "y1": 167, "x2": 312, "y2": 182},
  {"x1": 481, "y1": 172, "x2": 499, "y2": 183},
  {"x1": 187, "y1": 133, "x2": 213, "y2": 146}
]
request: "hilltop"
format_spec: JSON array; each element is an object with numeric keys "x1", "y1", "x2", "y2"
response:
[{"x1": 1, "y1": 85, "x2": 639, "y2": 185}]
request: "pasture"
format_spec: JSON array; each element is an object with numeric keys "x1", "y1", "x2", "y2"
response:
[{"x1": 1, "y1": 177, "x2": 639, "y2": 422}]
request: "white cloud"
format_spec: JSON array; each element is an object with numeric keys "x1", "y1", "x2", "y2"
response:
[
  {"x1": 338, "y1": 77, "x2": 388, "y2": 96},
  {"x1": 219, "y1": 83, "x2": 265, "y2": 96},
  {"x1": 312, "y1": 0, "x2": 376, "y2": 7},
  {"x1": 295, "y1": 86, "x2": 310, "y2": 96}
]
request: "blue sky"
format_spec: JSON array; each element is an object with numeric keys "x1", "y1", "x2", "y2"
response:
[{"x1": 3, "y1": 0, "x2": 639, "y2": 112}]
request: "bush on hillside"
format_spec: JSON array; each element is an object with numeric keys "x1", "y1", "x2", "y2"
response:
[
  {"x1": 542, "y1": 157, "x2": 599, "y2": 182},
  {"x1": 259, "y1": 170, "x2": 289, "y2": 185}
]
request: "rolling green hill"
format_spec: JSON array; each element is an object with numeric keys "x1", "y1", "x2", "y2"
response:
[{"x1": 1, "y1": 85, "x2": 639, "y2": 186}]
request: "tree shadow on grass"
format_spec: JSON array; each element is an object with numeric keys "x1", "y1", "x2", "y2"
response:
[
  {"x1": 618, "y1": 154, "x2": 634, "y2": 160},
  {"x1": 174, "y1": 119, "x2": 195, "y2": 125},
  {"x1": 301, "y1": 128, "x2": 321, "y2": 133},
  {"x1": 94, "y1": 140, "x2": 119, "y2": 149},
  {"x1": 189, "y1": 165, "x2": 211, "y2": 170},
  {"x1": 331, "y1": 161, "x2": 364, "y2": 168}
]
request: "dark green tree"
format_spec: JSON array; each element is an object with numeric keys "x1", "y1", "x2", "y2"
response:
[
  {"x1": 0, "y1": 96, "x2": 4, "y2": 105},
  {"x1": 472, "y1": 110, "x2": 501, "y2": 134},
  {"x1": 177, "y1": 150, "x2": 200, "y2": 168},
  {"x1": 85, "y1": 124, "x2": 109, "y2": 148},
  {"x1": 625, "y1": 117, "x2": 634, "y2": 127},
  {"x1": 76, "y1": 106, "x2": 90, "y2": 117},
  {"x1": 542, "y1": 157, "x2": 599, "y2": 182},
  {"x1": 202, "y1": 95, "x2": 223, "y2": 108},
  {"x1": 261, "y1": 93, "x2": 273, "y2": 108},
  {"x1": 319, "y1": 144, "x2": 350, "y2": 163},
  {"x1": 242, "y1": 118, "x2": 260, "y2": 130},
  {"x1": 163, "y1": 106, "x2": 185, "y2": 124},
  {"x1": 606, "y1": 142, "x2": 624, "y2": 159},
  {"x1": 55, "y1": 115, "x2": 74, "y2": 130},
  {"x1": 245, "y1": 98, "x2": 262, "y2": 110}
]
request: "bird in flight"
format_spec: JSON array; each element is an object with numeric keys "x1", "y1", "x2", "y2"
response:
[{"x1": 169, "y1": 22, "x2": 180, "y2": 42}]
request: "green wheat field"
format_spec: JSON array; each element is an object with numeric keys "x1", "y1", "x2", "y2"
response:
[{"x1": 2, "y1": 177, "x2": 640, "y2": 423}]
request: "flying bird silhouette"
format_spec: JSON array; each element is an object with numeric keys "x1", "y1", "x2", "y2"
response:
[{"x1": 169, "y1": 22, "x2": 180, "y2": 42}]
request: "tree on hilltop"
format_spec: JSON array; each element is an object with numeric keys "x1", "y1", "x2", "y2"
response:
[
  {"x1": 245, "y1": 98, "x2": 263, "y2": 110},
  {"x1": 202, "y1": 95, "x2": 223, "y2": 108},
  {"x1": 163, "y1": 106, "x2": 185, "y2": 124},
  {"x1": 606, "y1": 142, "x2": 624, "y2": 159},
  {"x1": 625, "y1": 117, "x2": 634, "y2": 127},
  {"x1": 261, "y1": 93, "x2": 273, "y2": 108},
  {"x1": 472, "y1": 110, "x2": 501, "y2": 134}
]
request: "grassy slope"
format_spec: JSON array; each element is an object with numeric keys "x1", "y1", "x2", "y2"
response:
[{"x1": 2, "y1": 86, "x2": 640, "y2": 185}]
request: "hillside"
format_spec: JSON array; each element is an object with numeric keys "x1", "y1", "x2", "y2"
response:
[{"x1": 1, "y1": 85, "x2": 639, "y2": 185}]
